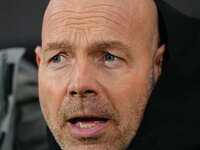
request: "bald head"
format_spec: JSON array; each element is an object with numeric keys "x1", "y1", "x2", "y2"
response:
[
  {"x1": 37, "y1": 1, "x2": 165, "y2": 150},
  {"x1": 42, "y1": 0, "x2": 159, "y2": 49}
]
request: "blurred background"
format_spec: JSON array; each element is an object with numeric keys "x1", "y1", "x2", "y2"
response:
[{"x1": 0, "y1": 0, "x2": 199, "y2": 150}]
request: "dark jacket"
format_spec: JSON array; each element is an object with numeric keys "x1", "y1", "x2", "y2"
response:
[{"x1": 47, "y1": 0, "x2": 200, "y2": 150}]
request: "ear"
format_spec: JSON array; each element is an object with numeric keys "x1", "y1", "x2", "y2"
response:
[
  {"x1": 35, "y1": 46, "x2": 42, "y2": 67},
  {"x1": 153, "y1": 44, "x2": 166, "y2": 82}
]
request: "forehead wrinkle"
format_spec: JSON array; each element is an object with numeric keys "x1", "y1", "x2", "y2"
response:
[
  {"x1": 83, "y1": 10, "x2": 127, "y2": 25},
  {"x1": 46, "y1": 10, "x2": 128, "y2": 32},
  {"x1": 45, "y1": 10, "x2": 77, "y2": 25},
  {"x1": 44, "y1": 14, "x2": 130, "y2": 44},
  {"x1": 82, "y1": 3, "x2": 129, "y2": 24},
  {"x1": 44, "y1": 1, "x2": 134, "y2": 31}
]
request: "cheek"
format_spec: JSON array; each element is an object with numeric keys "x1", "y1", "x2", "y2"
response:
[
  {"x1": 102, "y1": 65, "x2": 152, "y2": 127},
  {"x1": 38, "y1": 71, "x2": 68, "y2": 121}
]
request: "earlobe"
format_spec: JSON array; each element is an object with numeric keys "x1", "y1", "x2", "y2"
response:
[
  {"x1": 154, "y1": 44, "x2": 166, "y2": 81},
  {"x1": 35, "y1": 46, "x2": 42, "y2": 67}
]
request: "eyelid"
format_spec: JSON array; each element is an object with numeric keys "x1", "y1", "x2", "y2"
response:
[
  {"x1": 105, "y1": 52, "x2": 120, "y2": 60},
  {"x1": 106, "y1": 51, "x2": 126, "y2": 63},
  {"x1": 105, "y1": 48, "x2": 126, "y2": 58},
  {"x1": 48, "y1": 51, "x2": 67, "y2": 63}
]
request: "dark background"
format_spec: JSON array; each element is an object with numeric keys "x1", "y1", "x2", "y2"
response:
[{"x1": 166, "y1": 0, "x2": 200, "y2": 19}]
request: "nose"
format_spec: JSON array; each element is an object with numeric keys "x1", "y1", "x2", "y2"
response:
[{"x1": 68, "y1": 63, "x2": 98, "y2": 98}]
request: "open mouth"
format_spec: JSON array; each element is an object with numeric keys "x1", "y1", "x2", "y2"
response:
[
  {"x1": 69, "y1": 117, "x2": 108, "y2": 128},
  {"x1": 67, "y1": 116, "x2": 109, "y2": 137}
]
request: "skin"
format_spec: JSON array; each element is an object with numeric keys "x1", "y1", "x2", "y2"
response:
[{"x1": 36, "y1": 0, "x2": 165, "y2": 150}]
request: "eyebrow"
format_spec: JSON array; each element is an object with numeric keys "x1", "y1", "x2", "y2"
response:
[
  {"x1": 43, "y1": 41, "x2": 73, "y2": 52},
  {"x1": 89, "y1": 41, "x2": 131, "y2": 54},
  {"x1": 43, "y1": 40, "x2": 130, "y2": 55}
]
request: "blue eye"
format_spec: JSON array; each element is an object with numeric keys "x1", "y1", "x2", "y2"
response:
[
  {"x1": 51, "y1": 55, "x2": 63, "y2": 63},
  {"x1": 105, "y1": 53, "x2": 117, "y2": 62}
]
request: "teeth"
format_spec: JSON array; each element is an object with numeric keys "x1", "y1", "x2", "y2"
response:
[{"x1": 76, "y1": 122, "x2": 96, "y2": 128}]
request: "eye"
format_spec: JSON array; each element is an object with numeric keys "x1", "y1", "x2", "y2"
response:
[
  {"x1": 102, "y1": 52, "x2": 124, "y2": 69},
  {"x1": 50, "y1": 54, "x2": 65, "y2": 64},
  {"x1": 47, "y1": 52, "x2": 72, "y2": 70},
  {"x1": 104, "y1": 53, "x2": 117, "y2": 62}
]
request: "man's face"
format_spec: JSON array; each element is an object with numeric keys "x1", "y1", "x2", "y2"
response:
[{"x1": 36, "y1": 0, "x2": 165, "y2": 150}]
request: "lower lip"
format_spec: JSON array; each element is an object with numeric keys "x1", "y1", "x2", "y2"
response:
[{"x1": 67, "y1": 121, "x2": 109, "y2": 137}]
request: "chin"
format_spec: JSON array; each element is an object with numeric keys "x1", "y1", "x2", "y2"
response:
[
  {"x1": 53, "y1": 129, "x2": 133, "y2": 150},
  {"x1": 59, "y1": 142, "x2": 125, "y2": 150}
]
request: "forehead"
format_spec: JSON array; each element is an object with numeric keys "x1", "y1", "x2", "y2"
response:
[
  {"x1": 46, "y1": 0, "x2": 137, "y2": 16},
  {"x1": 42, "y1": 0, "x2": 158, "y2": 47}
]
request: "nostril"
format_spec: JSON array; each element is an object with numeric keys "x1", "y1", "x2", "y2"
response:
[
  {"x1": 85, "y1": 90, "x2": 94, "y2": 94},
  {"x1": 84, "y1": 90, "x2": 96, "y2": 95},
  {"x1": 70, "y1": 91, "x2": 78, "y2": 96},
  {"x1": 70, "y1": 90, "x2": 97, "y2": 97}
]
